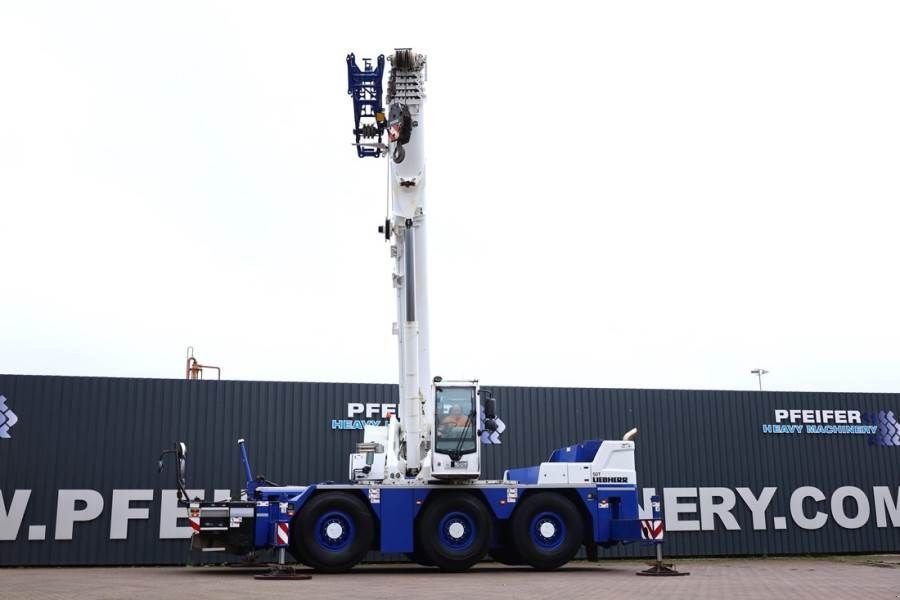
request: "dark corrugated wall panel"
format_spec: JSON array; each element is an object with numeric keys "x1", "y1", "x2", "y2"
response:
[{"x1": 1, "y1": 374, "x2": 898, "y2": 566}]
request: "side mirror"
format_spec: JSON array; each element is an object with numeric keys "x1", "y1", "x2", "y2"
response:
[
  {"x1": 176, "y1": 443, "x2": 187, "y2": 500},
  {"x1": 157, "y1": 442, "x2": 189, "y2": 502},
  {"x1": 479, "y1": 392, "x2": 505, "y2": 445},
  {"x1": 483, "y1": 396, "x2": 497, "y2": 420}
]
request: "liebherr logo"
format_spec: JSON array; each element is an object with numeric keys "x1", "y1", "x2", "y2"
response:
[{"x1": 0, "y1": 395, "x2": 18, "y2": 439}]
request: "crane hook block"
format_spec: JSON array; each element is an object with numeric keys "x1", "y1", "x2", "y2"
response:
[
  {"x1": 388, "y1": 103, "x2": 413, "y2": 164},
  {"x1": 347, "y1": 53, "x2": 386, "y2": 158}
]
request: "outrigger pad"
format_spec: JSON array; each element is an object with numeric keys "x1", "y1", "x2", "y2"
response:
[
  {"x1": 253, "y1": 565, "x2": 312, "y2": 581},
  {"x1": 635, "y1": 562, "x2": 690, "y2": 577}
]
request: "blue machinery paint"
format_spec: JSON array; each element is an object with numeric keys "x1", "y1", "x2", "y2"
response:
[
  {"x1": 237, "y1": 439, "x2": 253, "y2": 486},
  {"x1": 346, "y1": 53, "x2": 385, "y2": 158},
  {"x1": 531, "y1": 512, "x2": 566, "y2": 550},
  {"x1": 438, "y1": 512, "x2": 476, "y2": 551},
  {"x1": 315, "y1": 510, "x2": 355, "y2": 551},
  {"x1": 235, "y1": 440, "x2": 641, "y2": 556},
  {"x1": 504, "y1": 465, "x2": 539, "y2": 484},
  {"x1": 247, "y1": 483, "x2": 639, "y2": 554}
]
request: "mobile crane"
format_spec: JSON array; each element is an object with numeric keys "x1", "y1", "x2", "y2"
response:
[{"x1": 169, "y1": 48, "x2": 644, "y2": 573}]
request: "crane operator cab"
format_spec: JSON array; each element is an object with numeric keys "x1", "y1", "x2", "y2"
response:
[
  {"x1": 431, "y1": 379, "x2": 500, "y2": 480},
  {"x1": 349, "y1": 378, "x2": 502, "y2": 483}
]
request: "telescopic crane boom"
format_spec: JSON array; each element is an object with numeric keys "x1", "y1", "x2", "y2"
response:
[{"x1": 347, "y1": 48, "x2": 500, "y2": 482}]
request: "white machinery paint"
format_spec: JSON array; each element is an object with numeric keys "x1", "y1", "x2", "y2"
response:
[
  {"x1": 503, "y1": 440, "x2": 638, "y2": 485},
  {"x1": 387, "y1": 50, "x2": 431, "y2": 477}
]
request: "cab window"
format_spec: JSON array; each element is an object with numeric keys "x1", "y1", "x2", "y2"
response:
[{"x1": 435, "y1": 386, "x2": 477, "y2": 456}]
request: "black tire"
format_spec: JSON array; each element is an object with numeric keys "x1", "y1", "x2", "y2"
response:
[
  {"x1": 490, "y1": 544, "x2": 524, "y2": 566},
  {"x1": 510, "y1": 492, "x2": 584, "y2": 570},
  {"x1": 490, "y1": 521, "x2": 524, "y2": 565},
  {"x1": 288, "y1": 492, "x2": 375, "y2": 573},
  {"x1": 417, "y1": 492, "x2": 491, "y2": 572},
  {"x1": 404, "y1": 550, "x2": 435, "y2": 567}
]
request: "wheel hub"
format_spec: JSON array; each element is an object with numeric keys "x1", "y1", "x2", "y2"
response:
[
  {"x1": 314, "y1": 510, "x2": 355, "y2": 551},
  {"x1": 530, "y1": 511, "x2": 566, "y2": 550},
  {"x1": 438, "y1": 511, "x2": 476, "y2": 550},
  {"x1": 539, "y1": 521, "x2": 556, "y2": 539},
  {"x1": 447, "y1": 522, "x2": 466, "y2": 539},
  {"x1": 325, "y1": 522, "x2": 344, "y2": 540}
]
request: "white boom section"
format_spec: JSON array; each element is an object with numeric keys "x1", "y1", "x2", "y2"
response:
[
  {"x1": 349, "y1": 49, "x2": 434, "y2": 482},
  {"x1": 349, "y1": 49, "x2": 484, "y2": 484},
  {"x1": 389, "y1": 50, "x2": 432, "y2": 478}
]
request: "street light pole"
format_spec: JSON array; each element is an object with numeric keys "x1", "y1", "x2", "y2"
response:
[{"x1": 750, "y1": 368, "x2": 769, "y2": 391}]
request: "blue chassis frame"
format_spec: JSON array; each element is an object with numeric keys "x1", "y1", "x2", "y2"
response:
[{"x1": 250, "y1": 483, "x2": 641, "y2": 553}]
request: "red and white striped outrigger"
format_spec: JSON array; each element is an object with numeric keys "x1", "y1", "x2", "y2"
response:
[
  {"x1": 636, "y1": 495, "x2": 687, "y2": 577},
  {"x1": 189, "y1": 502, "x2": 201, "y2": 535},
  {"x1": 640, "y1": 519, "x2": 664, "y2": 541}
]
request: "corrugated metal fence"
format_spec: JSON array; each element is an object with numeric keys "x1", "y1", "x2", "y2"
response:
[{"x1": 1, "y1": 375, "x2": 898, "y2": 565}]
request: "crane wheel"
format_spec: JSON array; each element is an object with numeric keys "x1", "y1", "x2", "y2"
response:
[
  {"x1": 404, "y1": 550, "x2": 435, "y2": 567},
  {"x1": 489, "y1": 522, "x2": 524, "y2": 565},
  {"x1": 489, "y1": 544, "x2": 524, "y2": 566},
  {"x1": 510, "y1": 492, "x2": 584, "y2": 570},
  {"x1": 289, "y1": 492, "x2": 374, "y2": 573},
  {"x1": 417, "y1": 492, "x2": 491, "y2": 572}
]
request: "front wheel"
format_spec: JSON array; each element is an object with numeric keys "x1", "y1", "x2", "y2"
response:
[
  {"x1": 289, "y1": 492, "x2": 375, "y2": 572},
  {"x1": 417, "y1": 492, "x2": 491, "y2": 572},
  {"x1": 510, "y1": 492, "x2": 584, "y2": 570}
]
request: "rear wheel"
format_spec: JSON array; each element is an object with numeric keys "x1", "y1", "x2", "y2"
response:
[
  {"x1": 417, "y1": 492, "x2": 491, "y2": 572},
  {"x1": 510, "y1": 492, "x2": 584, "y2": 570},
  {"x1": 404, "y1": 550, "x2": 435, "y2": 567},
  {"x1": 289, "y1": 492, "x2": 374, "y2": 572}
]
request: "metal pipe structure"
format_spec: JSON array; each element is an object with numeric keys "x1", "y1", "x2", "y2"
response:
[{"x1": 185, "y1": 347, "x2": 221, "y2": 380}]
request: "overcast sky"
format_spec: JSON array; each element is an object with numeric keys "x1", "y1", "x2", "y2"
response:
[{"x1": 1, "y1": 1, "x2": 899, "y2": 393}]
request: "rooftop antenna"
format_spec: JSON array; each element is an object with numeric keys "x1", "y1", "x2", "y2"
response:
[{"x1": 750, "y1": 368, "x2": 768, "y2": 391}]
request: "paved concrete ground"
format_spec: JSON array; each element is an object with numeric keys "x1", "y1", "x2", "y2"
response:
[{"x1": 2, "y1": 556, "x2": 899, "y2": 600}]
